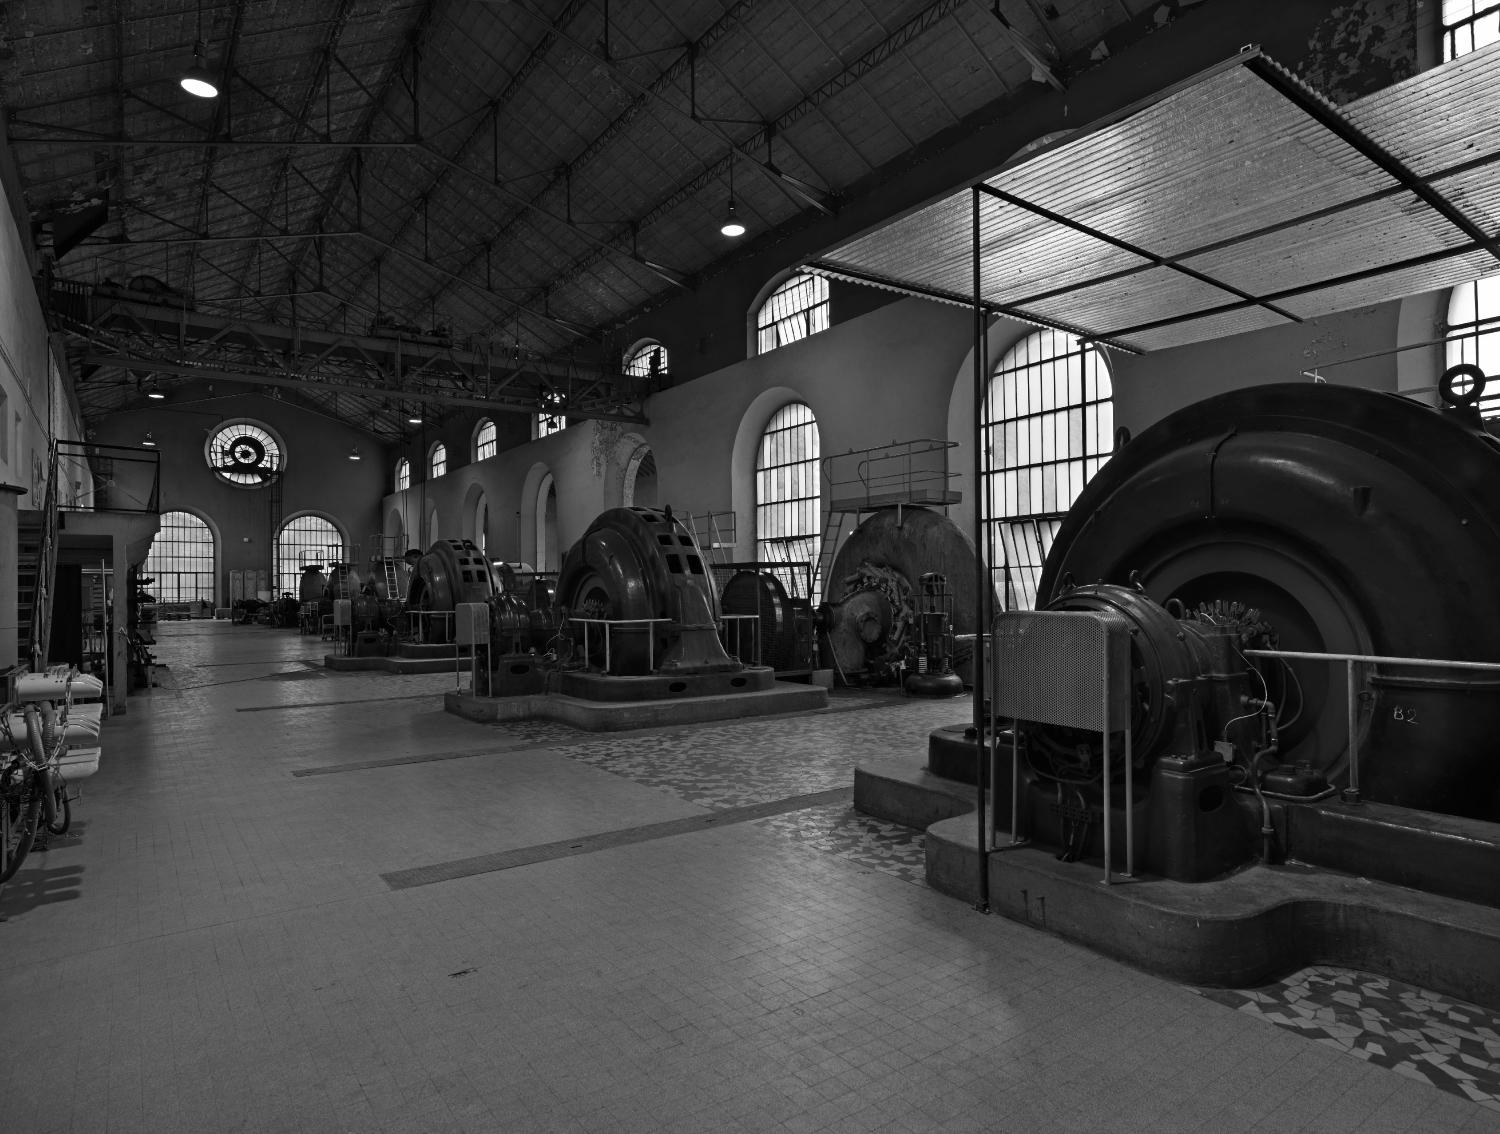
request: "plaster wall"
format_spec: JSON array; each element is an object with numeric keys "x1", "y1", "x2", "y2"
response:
[
  {"x1": 93, "y1": 388, "x2": 385, "y2": 601},
  {"x1": 0, "y1": 175, "x2": 80, "y2": 499}
]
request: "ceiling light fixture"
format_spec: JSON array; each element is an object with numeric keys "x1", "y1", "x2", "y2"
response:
[
  {"x1": 720, "y1": 200, "x2": 745, "y2": 239},
  {"x1": 142, "y1": 432, "x2": 157, "y2": 447},
  {"x1": 145, "y1": 379, "x2": 165, "y2": 400},
  {"x1": 179, "y1": 3, "x2": 218, "y2": 99},
  {"x1": 348, "y1": 446, "x2": 361, "y2": 461},
  {"x1": 720, "y1": 151, "x2": 746, "y2": 238},
  {"x1": 407, "y1": 408, "x2": 423, "y2": 425}
]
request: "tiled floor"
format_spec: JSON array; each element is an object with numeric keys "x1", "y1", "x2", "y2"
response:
[
  {"x1": 4, "y1": 620, "x2": 1499, "y2": 1133},
  {"x1": 1200, "y1": 967, "x2": 1500, "y2": 1112}
]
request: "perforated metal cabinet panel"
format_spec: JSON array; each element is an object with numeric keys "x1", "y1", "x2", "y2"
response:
[
  {"x1": 455, "y1": 603, "x2": 490, "y2": 646},
  {"x1": 991, "y1": 611, "x2": 1131, "y2": 731}
]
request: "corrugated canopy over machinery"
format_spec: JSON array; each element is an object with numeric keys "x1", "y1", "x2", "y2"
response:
[{"x1": 810, "y1": 43, "x2": 1500, "y2": 353}]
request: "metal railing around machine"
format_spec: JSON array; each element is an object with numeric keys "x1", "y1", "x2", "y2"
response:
[
  {"x1": 1243, "y1": 647, "x2": 1500, "y2": 806},
  {"x1": 815, "y1": 439, "x2": 961, "y2": 602},
  {"x1": 569, "y1": 617, "x2": 671, "y2": 675},
  {"x1": 719, "y1": 614, "x2": 761, "y2": 667}
]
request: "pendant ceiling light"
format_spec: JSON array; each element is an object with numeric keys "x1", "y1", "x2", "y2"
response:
[
  {"x1": 720, "y1": 152, "x2": 746, "y2": 238},
  {"x1": 179, "y1": 2, "x2": 218, "y2": 99}
]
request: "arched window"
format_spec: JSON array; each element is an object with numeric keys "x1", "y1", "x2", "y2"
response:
[
  {"x1": 624, "y1": 342, "x2": 669, "y2": 382},
  {"x1": 1446, "y1": 275, "x2": 1500, "y2": 416},
  {"x1": 623, "y1": 446, "x2": 657, "y2": 508},
  {"x1": 429, "y1": 442, "x2": 447, "y2": 479},
  {"x1": 982, "y1": 329, "x2": 1113, "y2": 610},
  {"x1": 473, "y1": 491, "x2": 489, "y2": 555},
  {"x1": 143, "y1": 511, "x2": 215, "y2": 606},
  {"x1": 756, "y1": 273, "x2": 829, "y2": 355},
  {"x1": 276, "y1": 515, "x2": 343, "y2": 596},
  {"x1": 394, "y1": 457, "x2": 410, "y2": 492},
  {"x1": 536, "y1": 473, "x2": 558, "y2": 571},
  {"x1": 473, "y1": 419, "x2": 497, "y2": 462},
  {"x1": 1442, "y1": 1, "x2": 1498, "y2": 57},
  {"x1": 534, "y1": 392, "x2": 567, "y2": 439},
  {"x1": 755, "y1": 402, "x2": 820, "y2": 599},
  {"x1": 1442, "y1": 6, "x2": 1497, "y2": 414}
]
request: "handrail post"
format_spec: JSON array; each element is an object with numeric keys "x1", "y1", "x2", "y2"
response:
[{"x1": 1343, "y1": 657, "x2": 1361, "y2": 805}]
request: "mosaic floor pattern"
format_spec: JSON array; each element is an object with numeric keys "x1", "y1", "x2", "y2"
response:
[
  {"x1": 1199, "y1": 966, "x2": 1500, "y2": 1112},
  {"x1": 555, "y1": 697, "x2": 961, "y2": 810},
  {"x1": 548, "y1": 697, "x2": 945, "y2": 888},
  {"x1": 754, "y1": 802, "x2": 927, "y2": 886}
]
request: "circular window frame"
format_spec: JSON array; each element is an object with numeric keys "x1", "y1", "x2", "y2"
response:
[{"x1": 204, "y1": 419, "x2": 286, "y2": 488}]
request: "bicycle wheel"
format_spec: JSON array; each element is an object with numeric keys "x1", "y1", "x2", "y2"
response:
[
  {"x1": 46, "y1": 778, "x2": 70, "y2": 836},
  {"x1": 0, "y1": 774, "x2": 40, "y2": 884}
]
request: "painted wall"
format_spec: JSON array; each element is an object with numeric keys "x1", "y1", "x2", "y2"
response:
[
  {"x1": 92, "y1": 385, "x2": 386, "y2": 601},
  {"x1": 379, "y1": 280, "x2": 1456, "y2": 575},
  {"x1": 0, "y1": 175, "x2": 82, "y2": 500}
]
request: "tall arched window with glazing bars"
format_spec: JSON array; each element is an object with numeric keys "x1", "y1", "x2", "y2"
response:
[
  {"x1": 755, "y1": 402, "x2": 821, "y2": 600},
  {"x1": 473, "y1": 419, "x2": 497, "y2": 462},
  {"x1": 1446, "y1": 276, "x2": 1500, "y2": 416},
  {"x1": 143, "y1": 511, "x2": 216, "y2": 606},
  {"x1": 756, "y1": 274, "x2": 829, "y2": 355},
  {"x1": 1443, "y1": 4, "x2": 1500, "y2": 412},
  {"x1": 982, "y1": 329, "x2": 1112, "y2": 610},
  {"x1": 276, "y1": 515, "x2": 343, "y2": 596},
  {"x1": 394, "y1": 458, "x2": 410, "y2": 492}
]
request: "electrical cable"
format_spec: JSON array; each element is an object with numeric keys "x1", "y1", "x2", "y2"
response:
[{"x1": 1276, "y1": 658, "x2": 1305, "y2": 729}]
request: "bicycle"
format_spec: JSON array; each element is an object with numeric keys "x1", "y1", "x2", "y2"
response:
[{"x1": 0, "y1": 698, "x2": 72, "y2": 885}]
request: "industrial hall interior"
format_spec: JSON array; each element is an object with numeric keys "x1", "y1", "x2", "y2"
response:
[{"x1": 7, "y1": 0, "x2": 1500, "y2": 1130}]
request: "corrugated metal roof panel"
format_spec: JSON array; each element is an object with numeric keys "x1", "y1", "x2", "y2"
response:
[{"x1": 817, "y1": 48, "x2": 1500, "y2": 353}]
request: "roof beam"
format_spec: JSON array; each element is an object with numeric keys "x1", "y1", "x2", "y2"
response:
[
  {"x1": 185, "y1": 0, "x2": 250, "y2": 295},
  {"x1": 494, "y1": 0, "x2": 969, "y2": 328},
  {"x1": 273, "y1": 0, "x2": 442, "y2": 324},
  {"x1": 80, "y1": 352, "x2": 647, "y2": 423},
  {"x1": 339, "y1": 0, "x2": 592, "y2": 315},
  {"x1": 224, "y1": 0, "x2": 360, "y2": 301}
]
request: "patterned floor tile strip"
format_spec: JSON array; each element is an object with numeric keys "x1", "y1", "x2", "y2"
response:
[
  {"x1": 755, "y1": 803, "x2": 928, "y2": 886},
  {"x1": 382, "y1": 787, "x2": 852, "y2": 890},
  {"x1": 1199, "y1": 966, "x2": 1500, "y2": 1111}
]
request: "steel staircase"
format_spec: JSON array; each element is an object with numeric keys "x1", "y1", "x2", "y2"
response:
[{"x1": 18, "y1": 444, "x2": 60, "y2": 669}]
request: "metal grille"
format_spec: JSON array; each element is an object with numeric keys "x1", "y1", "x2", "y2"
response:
[{"x1": 991, "y1": 610, "x2": 1130, "y2": 732}]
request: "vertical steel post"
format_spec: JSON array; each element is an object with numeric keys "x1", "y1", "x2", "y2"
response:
[
  {"x1": 1009, "y1": 714, "x2": 1019, "y2": 845},
  {"x1": 1101, "y1": 634, "x2": 1112, "y2": 885},
  {"x1": 971, "y1": 184, "x2": 990, "y2": 911},
  {"x1": 1344, "y1": 658, "x2": 1361, "y2": 804},
  {"x1": 1124, "y1": 710, "x2": 1135, "y2": 877}
]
